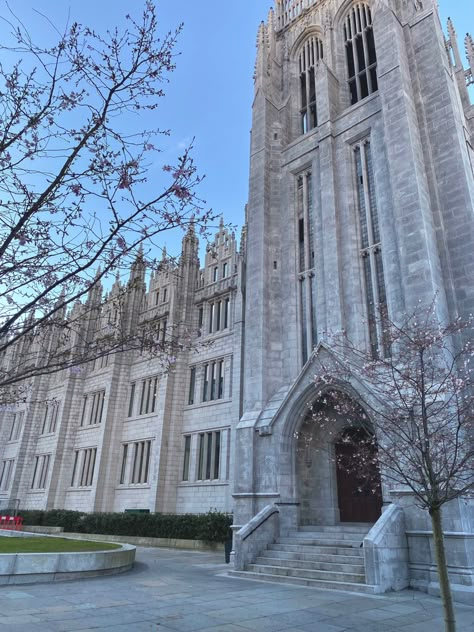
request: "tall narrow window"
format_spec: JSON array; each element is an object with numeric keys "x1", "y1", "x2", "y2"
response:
[
  {"x1": 224, "y1": 298, "x2": 230, "y2": 329},
  {"x1": 210, "y1": 362, "x2": 216, "y2": 400},
  {"x1": 299, "y1": 36, "x2": 323, "y2": 134},
  {"x1": 9, "y1": 412, "x2": 23, "y2": 441},
  {"x1": 128, "y1": 383, "x2": 136, "y2": 418},
  {"x1": 202, "y1": 364, "x2": 209, "y2": 402},
  {"x1": 182, "y1": 435, "x2": 191, "y2": 481},
  {"x1": 344, "y1": 3, "x2": 378, "y2": 106},
  {"x1": 209, "y1": 303, "x2": 215, "y2": 334},
  {"x1": 80, "y1": 396, "x2": 88, "y2": 427},
  {"x1": 297, "y1": 172, "x2": 317, "y2": 365},
  {"x1": 218, "y1": 360, "x2": 224, "y2": 399},
  {"x1": 216, "y1": 301, "x2": 221, "y2": 332},
  {"x1": 354, "y1": 141, "x2": 389, "y2": 358},
  {"x1": 0, "y1": 460, "x2": 14, "y2": 491},
  {"x1": 89, "y1": 391, "x2": 105, "y2": 425},
  {"x1": 188, "y1": 367, "x2": 196, "y2": 405},
  {"x1": 31, "y1": 454, "x2": 51, "y2": 490},
  {"x1": 198, "y1": 306, "x2": 204, "y2": 334},
  {"x1": 222, "y1": 262, "x2": 228, "y2": 278},
  {"x1": 138, "y1": 377, "x2": 159, "y2": 415},
  {"x1": 120, "y1": 444, "x2": 128, "y2": 484}
]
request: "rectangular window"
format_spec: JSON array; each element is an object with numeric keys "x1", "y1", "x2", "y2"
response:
[
  {"x1": 89, "y1": 391, "x2": 105, "y2": 425},
  {"x1": 216, "y1": 301, "x2": 221, "y2": 331},
  {"x1": 182, "y1": 435, "x2": 191, "y2": 481},
  {"x1": 49, "y1": 402, "x2": 60, "y2": 434},
  {"x1": 9, "y1": 412, "x2": 24, "y2": 441},
  {"x1": 120, "y1": 444, "x2": 128, "y2": 485},
  {"x1": 31, "y1": 454, "x2": 51, "y2": 490},
  {"x1": 0, "y1": 459, "x2": 14, "y2": 491},
  {"x1": 41, "y1": 404, "x2": 49, "y2": 435},
  {"x1": 129, "y1": 440, "x2": 151, "y2": 484},
  {"x1": 155, "y1": 291, "x2": 160, "y2": 305},
  {"x1": 80, "y1": 396, "x2": 88, "y2": 427},
  {"x1": 202, "y1": 364, "x2": 209, "y2": 402},
  {"x1": 210, "y1": 362, "x2": 216, "y2": 400},
  {"x1": 198, "y1": 307, "x2": 203, "y2": 334},
  {"x1": 138, "y1": 377, "x2": 158, "y2": 415},
  {"x1": 222, "y1": 262, "x2": 228, "y2": 278},
  {"x1": 197, "y1": 431, "x2": 221, "y2": 481},
  {"x1": 209, "y1": 304, "x2": 214, "y2": 334},
  {"x1": 163, "y1": 288, "x2": 167, "y2": 303},
  {"x1": 218, "y1": 360, "x2": 224, "y2": 399},
  {"x1": 213, "y1": 266, "x2": 218, "y2": 282},
  {"x1": 188, "y1": 367, "x2": 196, "y2": 405},
  {"x1": 128, "y1": 383, "x2": 136, "y2": 418},
  {"x1": 71, "y1": 448, "x2": 97, "y2": 487},
  {"x1": 224, "y1": 298, "x2": 230, "y2": 329}
]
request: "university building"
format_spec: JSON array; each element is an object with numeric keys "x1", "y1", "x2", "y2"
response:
[{"x1": 1, "y1": 0, "x2": 474, "y2": 601}]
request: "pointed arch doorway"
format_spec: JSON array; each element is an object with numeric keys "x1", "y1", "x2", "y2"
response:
[{"x1": 296, "y1": 394, "x2": 383, "y2": 526}]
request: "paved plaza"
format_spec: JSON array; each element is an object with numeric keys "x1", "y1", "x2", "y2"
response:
[{"x1": 0, "y1": 546, "x2": 473, "y2": 631}]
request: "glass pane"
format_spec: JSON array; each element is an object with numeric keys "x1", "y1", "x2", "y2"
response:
[
  {"x1": 360, "y1": 72, "x2": 369, "y2": 99},
  {"x1": 346, "y1": 42, "x2": 355, "y2": 78},
  {"x1": 349, "y1": 79, "x2": 358, "y2": 105},
  {"x1": 367, "y1": 27, "x2": 377, "y2": 66},
  {"x1": 356, "y1": 35, "x2": 366, "y2": 70},
  {"x1": 370, "y1": 67, "x2": 378, "y2": 93}
]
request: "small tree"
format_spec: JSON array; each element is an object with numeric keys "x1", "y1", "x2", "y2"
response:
[
  {"x1": 312, "y1": 302, "x2": 474, "y2": 632},
  {"x1": 0, "y1": 2, "x2": 215, "y2": 404}
]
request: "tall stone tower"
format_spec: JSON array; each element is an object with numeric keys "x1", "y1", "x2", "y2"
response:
[{"x1": 233, "y1": 0, "x2": 474, "y2": 599}]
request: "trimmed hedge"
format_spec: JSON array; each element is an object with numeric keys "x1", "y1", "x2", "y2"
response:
[{"x1": 20, "y1": 509, "x2": 233, "y2": 543}]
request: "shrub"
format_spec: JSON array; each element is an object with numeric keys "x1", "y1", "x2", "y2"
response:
[{"x1": 20, "y1": 509, "x2": 233, "y2": 542}]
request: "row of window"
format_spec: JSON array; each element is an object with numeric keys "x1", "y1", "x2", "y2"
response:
[
  {"x1": 182, "y1": 430, "x2": 227, "y2": 482},
  {"x1": 296, "y1": 138, "x2": 389, "y2": 361},
  {"x1": 8, "y1": 412, "x2": 24, "y2": 442},
  {"x1": 211, "y1": 261, "x2": 230, "y2": 283},
  {"x1": 298, "y1": 3, "x2": 378, "y2": 135},
  {"x1": 128, "y1": 377, "x2": 159, "y2": 417},
  {"x1": 0, "y1": 459, "x2": 14, "y2": 491},
  {"x1": 71, "y1": 447, "x2": 97, "y2": 488},
  {"x1": 41, "y1": 401, "x2": 61, "y2": 435},
  {"x1": 154, "y1": 287, "x2": 168, "y2": 305},
  {"x1": 119, "y1": 440, "x2": 152, "y2": 486},
  {"x1": 80, "y1": 391, "x2": 106, "y2": 427},
  {"x1": 31, "y1": 454, "x2": 51, "y2": 490},
  {"x1": 188, "y1": 359, "x2": 225, "y2": 406}
]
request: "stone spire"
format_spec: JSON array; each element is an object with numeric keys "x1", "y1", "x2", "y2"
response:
[
  {"x1": 447, "y1": 18, "x2": 463, "y2": 69},
  {"x1": 465, "y1": 33, "x2": 474, "y2": 76}
]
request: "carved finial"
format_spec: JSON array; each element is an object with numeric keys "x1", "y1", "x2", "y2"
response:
[
  {"x1": 466, "y1": 33, "x2": 474, "y2": 71},
  {"x1": 447, "y1": 17, "x2": 456, "y2": 40}
]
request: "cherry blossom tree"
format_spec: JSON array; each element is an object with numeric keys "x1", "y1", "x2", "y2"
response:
[
  {"x1": 0, "y1": 2, "x2": 215, "y2": 403},
  {"x1": 311, "y1": 302, "x2": 474, "y2": 632}
]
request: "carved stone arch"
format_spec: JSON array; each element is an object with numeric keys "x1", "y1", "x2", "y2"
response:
[
  {"x1": 333, "y1": 0, "x2": 375, "y2": 31},
  {"x1": 290, "y1": 26, "x2": 325, "y2": 62}
]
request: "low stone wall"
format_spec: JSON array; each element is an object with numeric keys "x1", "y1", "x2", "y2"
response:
[
  {"x1": 0, "y1": 531, "x2": 135, "y2": 585},
  {"x1": 24, "y1": 526, "x2": 225, "y2": 552},
  {"x1": 233, "y1": 504, "x2": 280, "y2": 571}
]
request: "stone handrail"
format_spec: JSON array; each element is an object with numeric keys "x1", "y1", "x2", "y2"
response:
[
  {"x1": 233, "y1": 504, "x2": 280, "y2": 570},
  {"x1": 364, "y1": 503, "x2": 409, "y2": 591}
]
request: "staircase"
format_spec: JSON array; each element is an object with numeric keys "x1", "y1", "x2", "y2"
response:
[{"x1": 230, "y1": 524, "x2": 378, "y2": 594}]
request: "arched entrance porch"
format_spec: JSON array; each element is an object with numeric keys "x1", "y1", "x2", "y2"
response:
[{"x1": 295, "y1": 391, "x2": 382, "y2": 526}]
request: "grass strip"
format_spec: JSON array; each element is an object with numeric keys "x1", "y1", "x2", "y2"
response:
[{"x1": 0, "y1": 537, "x2": 120, "y2": 553}]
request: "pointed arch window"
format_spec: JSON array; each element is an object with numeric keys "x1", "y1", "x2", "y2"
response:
[
  {"x1": 344, "y1": 3, "x2": 378, "y2": 105},
  {"x1": 299, "y1": 36, "x2": 323, "y2": 134}
]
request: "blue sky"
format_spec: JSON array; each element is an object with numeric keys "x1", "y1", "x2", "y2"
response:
[{"x1": 3, "y1": 0, "x2": 474, "y2": 257}]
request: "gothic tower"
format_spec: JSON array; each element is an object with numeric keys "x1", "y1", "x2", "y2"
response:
[{"x1": 233, "y1": 0, "x2": 474, "y2": 599}]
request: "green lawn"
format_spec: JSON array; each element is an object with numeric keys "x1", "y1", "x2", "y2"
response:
[{"x1": 0, "y1": 537, "x2": 120, "y2": 553}]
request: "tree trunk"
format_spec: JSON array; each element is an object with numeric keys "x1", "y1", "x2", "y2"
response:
[{"x1": 430, "y1": 506, "x2": 456, "y2": 632}]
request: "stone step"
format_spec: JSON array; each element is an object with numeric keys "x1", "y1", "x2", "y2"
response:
[
  {"x1": 298, "y1": 524, "x2": 372, "y2": 534},
  {"x1": 262, "y1": 549, "x2": 364, "y2": 565},
  {"x1": 268, "y1": 543, "x2": 364, "y2": 556},
  {"x1": 228, "y1": 570, "x2": 378, "y2": 594},
  {"x1": 280, "y1": 537, "x2": 363, "y2": 548},
  {"x1": 247, "y1": 563, "x2": 366, "y2": 584},
  {"x1": 290, "y1": 531, "x2": 368, "y2": 541},
  {"x1": 254, "y1": 556, "x2": 365, "y2": 575}
]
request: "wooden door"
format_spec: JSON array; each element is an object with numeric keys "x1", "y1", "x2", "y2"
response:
[{"x1": 335, "y1": 429, "x2": 382, "y2": 523}]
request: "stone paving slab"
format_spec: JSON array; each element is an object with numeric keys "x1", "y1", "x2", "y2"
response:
[{"x1": 0, "y1": 546, "x2": 471, "y2": 631}]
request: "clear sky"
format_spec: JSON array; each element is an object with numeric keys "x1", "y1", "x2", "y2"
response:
[{"x1": 2, "y1": 0, "x2": 474, "y2": 257}]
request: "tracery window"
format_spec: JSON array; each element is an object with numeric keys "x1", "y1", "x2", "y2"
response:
[
  {"x1": 354, "y1": 140, "x2": 390, "y2": 358},
  {"x1": 344, "y1": 3, "x2": 378, "y2": 105},
  {"x1": 299, "y1": 36, "x2": 323, "y2": 134}
]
